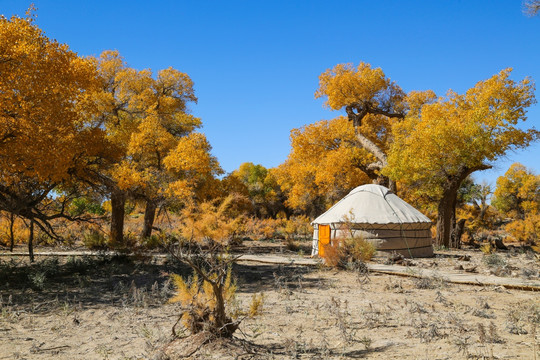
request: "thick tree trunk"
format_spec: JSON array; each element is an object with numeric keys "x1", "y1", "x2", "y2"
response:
[
  {"x1": 28, "y1": 219, "x2": 34, "y2": 263},
  {"x1": 110, "y1": 189, "x2": 126, "y2": 247},
  {"x1": 9, "y1": 212, "x2": 15, "y2": 252},
  {"x1": 436, "y1": 164, "x2": 492, "y2": 248},
  {"x1": 346, "y1": 102, "x2": 404, "y2": 195},
  {"x1": 355, "y1": 133, "x2": 387, "y2": 167},
  {"x1": 452, "y1": 218, "x2": 466, "y2": 249},
  {"x1": 436, "y1": 190, "x2": 456, "y2": 248},
  {"x1": 141, "y1": 200, "x2": 157, "y2": 240}
]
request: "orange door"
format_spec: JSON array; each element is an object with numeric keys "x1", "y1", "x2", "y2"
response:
[{"x1": 318, "y1": 225, "x2": 331, "y2": 257}]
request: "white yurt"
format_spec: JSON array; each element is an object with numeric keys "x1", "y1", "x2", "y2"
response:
[{"x1": 312, "y1": 184, "x2": 433, "y2": 258}]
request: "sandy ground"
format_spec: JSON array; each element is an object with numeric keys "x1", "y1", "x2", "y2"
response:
[{"x1": 0, "y1": 244, "x2": 539, "y2": 359}]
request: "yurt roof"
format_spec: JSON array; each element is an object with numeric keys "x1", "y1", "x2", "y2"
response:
[{"x1": 312, "y1": 184, "x2": 431, "y2": 225}]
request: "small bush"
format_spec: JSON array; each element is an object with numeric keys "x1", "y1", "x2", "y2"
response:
[
  {"x1": 28, "y1": 270, "x2": 46, "y2": 291},
  {"x1": 480, "y1": 243, "x2": 493, "y2": 254},
  {"x1": 140, "y1": 233, "x2": 164, "y2": 250},
  {"x1": 323, "y1": 235, "x2": 376, "y2": 269},
  {"x1": 242, "y1": 217, "x2": 279, "y2": 240},
  {"x1": 279, "y1": 215, "x2": 312, "y2": 242},
  {"x1": 83, "y1": 229, "x2": 108, "y2": 250},
  {"x1": 169, "y1": 266, "x2": 239, "y2": 337},
  {"x1": 167, "y1": 242, "x2": 264, "y2": 338},
  {"x1": 65, "y1": 255, "x2": 92, "y2": 274},
  {"x1": 483, "y1": 253, "x2": 506, "y2": 267}
]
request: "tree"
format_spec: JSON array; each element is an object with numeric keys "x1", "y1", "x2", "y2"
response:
[
  {"x1": 275, "y1": 116, "x2": 370, "y2": 216},
  {"x1": 492, "y1": 163, "x2": 539, "y2": 220},
  {"x1": 524, "y1": 0, "x2": 540, "y2": 16},
  {"x1": 0, "y1": 12, "x2": 110, "y2": 260},
  {"x1": 315, "y1": 63, "x2": 410, "y2": 191},
  {"x1": 386, "y1": 69, "x2": 538, "y2": 247},
  {"x1": 88, "y1": 51, "x2": 219, "y2": 244},
  {"x1": 231, "y1": 163, "x2": 288, "y2": 218}
]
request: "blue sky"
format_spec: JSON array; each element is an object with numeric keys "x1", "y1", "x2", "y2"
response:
[{"x1": 2, "y1": 1, "x2": 539, "y2": 186}]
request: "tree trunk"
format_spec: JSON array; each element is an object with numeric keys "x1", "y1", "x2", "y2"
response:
[
  {"x1": 110, "y1": 189, "x2": 126, "y2": 247},
  {"x1": 452, "y1": 218, "x2": 466, "y2": 249},
  {"x1": 141, "y1": 200, "x2": 157, "y2": 240},
  {"x1": 435, "y1": 164, "x2": 491, "y2": 248},
  {"x1": 9, "y1": 212, "x2": 15, "y2": 252},
  {"x1": 479, "y1": 204, "x2": 488, "y2": 225},
  {"x1": 28, "y1": 219, "x2": 34, "y2": 263},
  {"x1": 436, "y1": 190, "x2": 455, "y2": 248},
  {"x1": 388, "y1": 179, "x2": 397, "y2": 193},
  {"x1": 212, "y1": 282, "x2": 237, "y2": 337}
]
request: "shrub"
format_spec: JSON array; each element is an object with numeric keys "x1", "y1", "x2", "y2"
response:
[
  {"x1": 323, "y1": 235, "x2": 376, "y2": 268},
  {"x1": 169, "y1": 268, "x2": 239, "y2": 336},
  {"x1": 178, "y1": 196, "x2": 247, "y2": 246},
  {"x1": 83, "y1": 229, "x2": 108, "y2": 250},
  {"x1": 504, "y1": 214, "x2": 540, "y2": 245},
  {"x1": 279, "y1": 215, "x2": 312, "y2": 242},
  {"x1": 483, "y1": 253, "x2": 506, "y2": 267},
  {"x1": 167, "y1": 245, "x2": 263, "y2": 338},
  {"x1": 242, "y1": 217, "x2": 279, "y2": 240}
]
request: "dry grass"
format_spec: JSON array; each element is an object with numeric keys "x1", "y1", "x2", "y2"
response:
[{"x1": 0, "y1": 244, "x2": 539, "y2": 359}]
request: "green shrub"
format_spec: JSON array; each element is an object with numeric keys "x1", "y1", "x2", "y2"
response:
[{"x1": 83, "y1": 229, "x2": 108, "y2": 250}]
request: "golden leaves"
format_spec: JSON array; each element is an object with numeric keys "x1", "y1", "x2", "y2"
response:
[
  {"x1": 0, "y1": 14, "x2": 104, "y2": 186},
  {"x1": 386, "y1": 69, "x2": 538, "y2": 200},
  {"x1": 275, "y1": 116, "x2": 370, "y2": 211},
  {"x1": 315, "y1": 62, "x2": 405, "y2": 112},
  {"x1": 91, "y1": 50, "x2": 217, "y2": 202},
  {"x1": 492, "y1": 163, "x2": 540, "y2": 218}
]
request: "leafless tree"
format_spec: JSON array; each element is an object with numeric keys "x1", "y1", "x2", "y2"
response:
[{"x1": 523, "y1": 0, "x2": 540, "y2": 16}]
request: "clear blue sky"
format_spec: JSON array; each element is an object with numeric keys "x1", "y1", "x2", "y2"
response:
[{"x1": 2, "y1": 0, "x2": 539, "y2": 186}]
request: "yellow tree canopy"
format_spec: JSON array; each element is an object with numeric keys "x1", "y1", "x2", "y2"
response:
[
  {"x1": 492, "y1": 162, "x2": 540, "y2": 219},
  {"x1": 316, "y1": 62, "x2": 405, "y2": 114},
  {"x1": 164, "y1": 132, "x2": 222, "y2": 201},
  {"x1": 275, "y1": 116, "x2": 370, "y2": 214},
  {"x1": 386, "y1": 69, "x2": 538, "y2": 199},
  {"x1": 314, "y1": 62, "x2": 438, "y2": 191},
  {"x1": 385, "y1": 69, "x2": 538, "y2": 247},
  {"x1": 91, "y1": 50, "x2": 219, "y2": 203},
  {"x1": 0, "y1": 14, "x2": 107, "y2": 187}
]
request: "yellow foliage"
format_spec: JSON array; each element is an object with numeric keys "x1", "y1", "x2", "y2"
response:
[
  {"x1": 0, "y1": 13, "x2": 109, "y2": 187},
  {"x1": 178, "y1": 195, "x2": 248, "y2": 245},
  {"x1": 275, "y1": 116, "x2": 371, "y2": 213},
  {"x1": 169, "y1": 266, "x2": 238, "y2": 334},
  {"x1": 91, "y1": 50, "x2": 218, "y2": 206},
  {"x1": 248, "y1": 293, "x2": 264, "y2": 317},
  {"x1": 322, "y1": 235, "x2": 376, "y2": 268},
  {"x1": 504, "y1": 214, "x2": 540, "y2": 245},
  {"x1": 315, "y1": 62, "x2": 405, "y2": 112},
  {"x1": 242, "y1": 217, "x2": 279, "y2": 240},
  {"x1": 492, "y1": 163, "x2": 540, "y2": 219},
  {"x1": 279, "y1": 215, "x2": 312, "y2": 241},
  {"x1": 480, "y1": 243, "x2": 494, "y2": 254},
  {"x1": 164, "y1": 132, "x2": 222, "y2": 201},
  {"x1": 0, "y1": 214, "x2": 29, "y2": 247},
  {"x1": 386, "y1": 69, "x2": 538, "y2": 201}
]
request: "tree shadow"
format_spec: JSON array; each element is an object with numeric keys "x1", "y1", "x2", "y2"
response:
[
  {"x1": 0, "y1": 254, "x2": 328, "y2": 314},
  {"x1": 0, "y1": 254, "x2": 191, "y2": 313},
  {"x1": 233, "y1": 262, "x2": 328, "y2": 294},
  {"x1": 229, "y1": 337, "x2": 393, "y2": 359}
]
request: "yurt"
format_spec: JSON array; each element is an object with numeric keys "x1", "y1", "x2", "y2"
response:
[{"x1": 312, "y1": 184, "x2": 433, "y2": 258}]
